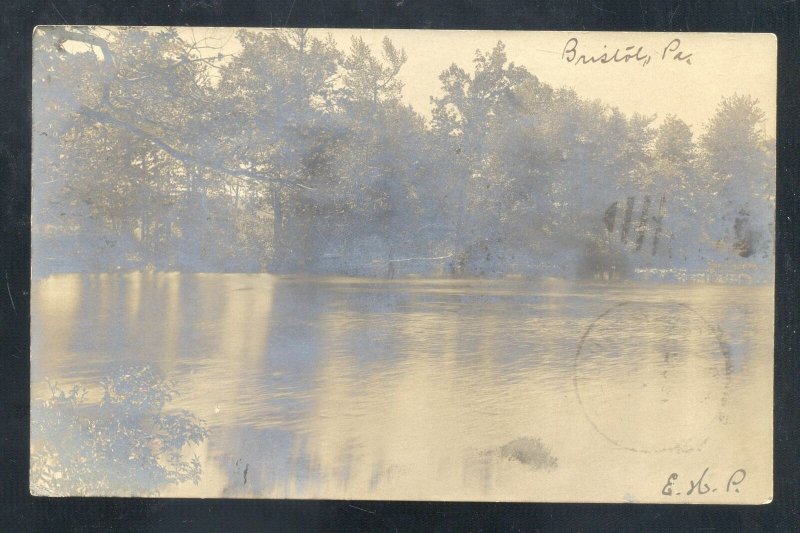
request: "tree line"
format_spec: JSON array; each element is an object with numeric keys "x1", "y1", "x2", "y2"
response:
[{"x1": 32, "y1": 27, "x2": 774, "y2": 281}]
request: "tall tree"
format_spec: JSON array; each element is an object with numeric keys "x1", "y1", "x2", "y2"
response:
[
  {"x1": 699, "y1": 95, "x2": 773, "y2": 259},
  {"x1": 212, "y1": 29, "x2": 344, "y2": 270},
  {"x1": 431, "y1": 42, "x2": 532, "y2": 273}
]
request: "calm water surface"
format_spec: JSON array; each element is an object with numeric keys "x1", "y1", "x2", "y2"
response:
[{"x1": 31, "y1": 273, "x2": 773, "y2": 501}]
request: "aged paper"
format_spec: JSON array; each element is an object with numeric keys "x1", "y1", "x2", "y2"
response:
[{"x1": 31, "y1": 28, "x2": 775, "y2": 502}]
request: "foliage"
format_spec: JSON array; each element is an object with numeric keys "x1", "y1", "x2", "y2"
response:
[
  {"x1": 32, "y1": 27, "x2": 774, "y2": 281},
  {"x1": 31, "y1": 365, "x2": 208, "y2": 496}
]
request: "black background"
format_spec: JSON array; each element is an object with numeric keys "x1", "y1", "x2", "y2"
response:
[{"x1": 2, "y1": 1, "x2": 798, "y2": 531}]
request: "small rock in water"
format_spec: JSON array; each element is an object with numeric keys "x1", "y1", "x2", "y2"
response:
[{"x1": 498, "y1": 437, "x2": 557, "y2": 470}]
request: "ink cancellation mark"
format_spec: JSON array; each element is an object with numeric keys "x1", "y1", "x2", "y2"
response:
[{"x1": 574, "y1": 301, "x2": 732, "y2": 454}]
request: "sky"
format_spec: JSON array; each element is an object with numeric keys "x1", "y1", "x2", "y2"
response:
[
  {"x1": 318, "y1": 30, "x2": 776, "y2": 137},
  {"x1": 182, "y1": 28, "x2": 776, "y2": 137},
  {"x1": 72, "y1": 27, "x2": 773, "y2": 138}
]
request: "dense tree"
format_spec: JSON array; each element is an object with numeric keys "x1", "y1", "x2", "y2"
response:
[
  {"x1": 32, "y1": 28, "x2": 775, "y2": 282},
  {"x1": 648, "y1": 115, "x2": 701, "y2": 264},
  {"x1": 211, "y1": 29, "x2": 344, "y2": 270},
  {"x1": 699, "y1": 95, "x2": 773, "y2": 260},
  {"x1": 430, "y1": 42, "x2": 533, "y2": 273},
  {"x1": 33, "y1": 27, "x2": 255, "y2": 272}
]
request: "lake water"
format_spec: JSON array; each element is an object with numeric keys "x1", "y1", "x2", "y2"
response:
[{"x1": 31, "y1": 273, "x2": 773, "y2": 502}]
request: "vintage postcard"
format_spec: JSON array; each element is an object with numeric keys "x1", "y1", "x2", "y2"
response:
[{"x1": 31, "y1": 28, "x2": 775, "y2": 502}]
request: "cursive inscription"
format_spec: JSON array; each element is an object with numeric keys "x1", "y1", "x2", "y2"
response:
[
  {"x1": 562, "y1": 37, "x2": 693, "y2": 67},
  {"x1": 661, "y1": 468, "x2": 747, "y2": 497}
]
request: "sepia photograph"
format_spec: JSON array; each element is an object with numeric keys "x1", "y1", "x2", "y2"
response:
[{"x1": 30, "y1": 27, "x2": 775, "y2": 502}]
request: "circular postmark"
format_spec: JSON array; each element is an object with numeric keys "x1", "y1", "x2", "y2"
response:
[{"x1": 574, "y1": 301, "x2": 731, "y2": 453}]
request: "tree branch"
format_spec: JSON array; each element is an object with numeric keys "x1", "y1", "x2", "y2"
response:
[
  {"x1": 58, "y1": 28, "x2": 313, "y2": 191},
  {"x1": 81, "y1": 106, "x2": 312, "y2": 190}
]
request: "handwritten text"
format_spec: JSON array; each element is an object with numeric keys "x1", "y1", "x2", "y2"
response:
[
  {"x1": 562, "y1": 38, "x2": 693, "y2": 67},
  {"x1": 661, "y1": 467, "x2": 747, "y2": 497}
]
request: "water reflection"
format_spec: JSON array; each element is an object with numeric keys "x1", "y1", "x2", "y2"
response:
[
  {"x1": 575, "y1": 302, "x2": 731, "y2": 453},
  {"x1": 31, "y1": 274, "x2": 773, "y2": 500}
]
